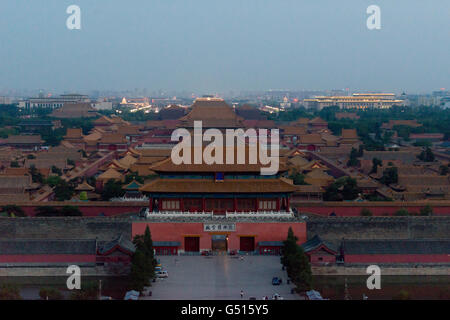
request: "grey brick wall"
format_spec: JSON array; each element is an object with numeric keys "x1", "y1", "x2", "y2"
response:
[
  {"x1": 0, "y1": 217, "x2": 132, "y2": 241},
  {"x1": 307, "y1": 216, "x2": 450, "y2": 247}
]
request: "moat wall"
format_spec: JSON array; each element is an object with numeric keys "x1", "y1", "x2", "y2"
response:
[
  {"x1": 307, "y1": 216, "x2": 450, "y2": 247},
  {"x1": 0, "y1": 216, "x2": 448, "y2": 245},
  {"x1": 295, "y1": 201, "x2": 450, "y2": 216},
  {"x1": 0, "y1": 217, "x2": 132, "y2": 241}
]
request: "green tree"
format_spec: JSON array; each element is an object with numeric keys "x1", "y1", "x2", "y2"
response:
[
  {"x1": 281, "y1": 227, "x2": 298, "y2": 267},
  {"x1": 318, "y1": 106, "x2": 339, "y2": 121},
  {"x1": 101, "y1": 179, "x2": 125, "y2": 200},
  {"x1": 360, "y1": 208, "x2": 373, "y2": 216},
  {"x1": 35, "y1": 206, "x2": 60, "y2": 217},
  {"x1": 1, "y1": 205, "x2": 26, "y2": 217},
  {"x1": 0, "y1": 284, "x2": 22, "y2": 300},
  {"x1": 413, "y1": 140, "x2": 432, "y2": 147},
  {"x1": 357, "y1": 145, "x2": 364, "y2": 157},
  {"x1": 342, "y1": 177, "x2": 359, "y2": 200},
  {"x1": 323, "y1": 183, "x2": 341, "y2": 201},
  {"x1": 281, "y1": 228, "x2": 312, "y2": 292},
  {"x1": 380, "y1": 167, "x2": 398, "y2": 185},
  {"x1": 347, "y1": 148, "x2": 360, "y2": 167},
  {"x1": 10, "y1": 161, "x2": 19, "y2": 168},
  {"x1": 51, "y1": 165, "x2": 62, "y2": 176},
  {"x1": 79, "y1": 149, "x2": 88, "y2": 158},
  {"x1": 324, "y1": 177, "x2": 360, "y2": 201},
  {"x1": 369, "y1": 158, "x2": 382, "y2": 174},
  {"x1": 142, "y1": 226, "x2": 156, "y2": 273},
  {"x1": 395, "y1": 208, "x2": 409, "y2": 216},
  {"x1": 129, "y1": 250, "x2": 150, "y2": 292},
  {"x1": 289, "y1": 171, "x2": 307, "y2": 185},
  {"x1": 287, "y1": 246, "x2": 312, "y2": 292},
  {"x1": 381, "y1": 131, "x2": 394, "y2": 144},
  {"x1": 417, "y1": 147, "x2": 435, "y2": 162},
  {"x1": 60, "y1": 206, "x2": 82, "y2": 217},
  {"x1": 46, "y1": 175, "x2": 62, "y2": 187},
  {"x1": 419, "y1": 205, "x2": 433, "y2": 216},
  {"x1": 53, "y1": 180, "x2": 74, "y2": 201},
  {"x1": 70, "y1": 282, "x2": 99, "y2": 300},
  {"x1": 130, "y1": 226, "x2": 156, "y2": 291},
  {"x1": 30, "y1": 165, "x2": 44, "y2": 183},
  {"x1": 439, "y1": 165, "x2": 449, "y2": 176}
]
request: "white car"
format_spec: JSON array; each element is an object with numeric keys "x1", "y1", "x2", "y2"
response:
[
  {"x1": 272, "y1": 293, "x2": 284, "y2": 300},
  {"x1": 156, "y1": 270, "x2": 169, "y2": 278}
]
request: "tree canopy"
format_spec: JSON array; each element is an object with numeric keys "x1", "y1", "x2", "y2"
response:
[
  {"x1": 324, "y1": 177, "x2": 360, "y2": 201},
  {"x1": 281, "y1": 227, "x2": 312, "y2": 292},
  {"x1": 130, "y1": 226, "x2": 157, "y2": 292}
]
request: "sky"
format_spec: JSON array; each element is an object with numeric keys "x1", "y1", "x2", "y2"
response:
[{"x1": 0, "y1": 0, "x2": 449, "y2": 94}]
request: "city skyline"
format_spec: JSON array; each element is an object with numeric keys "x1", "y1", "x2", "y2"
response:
[{"x1": 0, "y1": 0, "x2": 449, "y2": 93}]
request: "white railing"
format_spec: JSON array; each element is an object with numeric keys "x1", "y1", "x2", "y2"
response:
[
  {"x1": 144, "y1": 211, "x2": 214, "y2": 218},
  {"x1": 225, "y1": 211, "x2": 294, "y2": 218},
  {"x1": 140, "y1": 210, "x2": 293, "y2": 219},
  {"x1": 110, "y1": 196, "x2": 149, "y2": 202}
]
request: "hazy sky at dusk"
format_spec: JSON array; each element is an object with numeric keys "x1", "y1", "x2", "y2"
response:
[{"x1": 0, "y1": 0, "x2": 449, "y2": 94}]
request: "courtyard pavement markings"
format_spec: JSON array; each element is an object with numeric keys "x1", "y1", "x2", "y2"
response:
[{"x1": 144, "y1": 255, "x2": 301, "y2": 300}]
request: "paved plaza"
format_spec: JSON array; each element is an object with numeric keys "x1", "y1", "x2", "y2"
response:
[{"x1": 144, "y1": 255, "x2": 301, "y2": 300}]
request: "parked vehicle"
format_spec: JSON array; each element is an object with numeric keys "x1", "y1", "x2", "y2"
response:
[
  {"x1": 272, "y1": 293, "x2": 284, "y2": 300},
  {"x1": 272, "y1": 277, "x2": 282, "y2": 285},
  {"x1": 142, "y1": 287, "x2": 152, "y2": 297},
  {"x1": 202, "y1": 250, "x2": 213, "y2": 256},
  {"x1": 156, "y1": 270, "x2": 169, "y2": 278},
  {"x1": 124, "y1": 290, "x2": 140, "y2": 300}
]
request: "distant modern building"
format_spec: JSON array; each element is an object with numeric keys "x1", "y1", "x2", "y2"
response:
[
  {"x1": 0, "y1": 96, "x2": 12, "y2": 105},
  {"x1": 303, "y1": 93, "x2": 404, "y2": 110},
  {"x1": 417, "y1": 95, "x2": 443, "y2": 107},
  {"x1": 18, "y1": 94, "x2": 90, "y2": 109},
  {"x1": 280, "y1": 96, "x2": 291, "y2": 109},
  {"x1": 120, "y1": 97, "x2": 150, "y2": 108},
  {"x1": 92, "y1": 100, "x2": 113, "y2": 110}
]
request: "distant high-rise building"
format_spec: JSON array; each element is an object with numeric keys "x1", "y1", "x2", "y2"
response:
[
  {"x1": 18, "y1": 93, "x2": 90, "y2": 109},
  {"x1": 0, "y1": 96, "x2": 12, "y2": 105},
  {"x1": 303, "y1": 93, "x2": 404, "y2": 110}
]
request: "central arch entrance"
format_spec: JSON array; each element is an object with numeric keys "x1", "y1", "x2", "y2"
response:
[{"x1": 211, "y1": 235, "x2": 228, "y2": 252}]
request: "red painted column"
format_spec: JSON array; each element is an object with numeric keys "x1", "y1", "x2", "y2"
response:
[
  {"x1": 180, "y1": 198, "x2": 184, "y2": 211},
  {"x1": 149, "y1": 198, "x2": 153, "y2": 212},
  {"x1": 202, "y1": 198, "x2": 206, "y2": 212},
  {"x1": 255, "y1": 198, "x2": 259, "y2": 212},
  {"x1": 287, "y1": 197, "x2": 290, "y2": 211},
  {"x1": 233, "y1": 197, "x2": 237, "y2": 212},
  {"x1": 276, "y1": 197, "x2": 280, "y2": 211}
]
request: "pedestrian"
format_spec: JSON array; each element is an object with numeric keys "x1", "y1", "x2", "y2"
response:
[{"x1": 240, "y1": 290, "x2": 244, "y2": 299}]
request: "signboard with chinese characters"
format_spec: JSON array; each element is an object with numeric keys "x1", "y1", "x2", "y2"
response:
[{"x1": 204, "y1": 223, "x2": 236, "y2": 232}]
